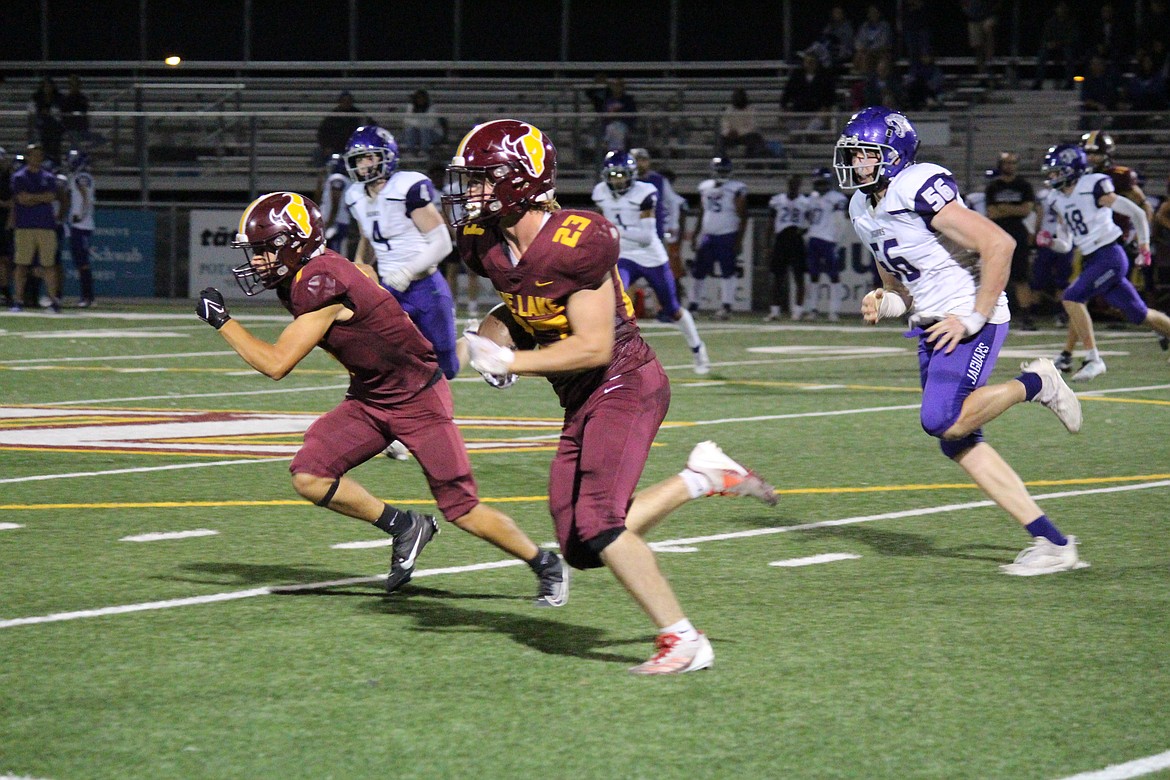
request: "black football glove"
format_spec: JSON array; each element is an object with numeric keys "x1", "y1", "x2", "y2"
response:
[{"x1": 196, "y1": 287, "x2": 232, "y2": 330}]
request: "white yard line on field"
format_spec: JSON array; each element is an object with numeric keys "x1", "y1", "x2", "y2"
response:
[
  {"x1": 2, "y1": 478, "x2": 1167, "y2": 631},
  {"x1": 39, "y1": 384, "x2": 350, "y2": 407},
  {"x1": 120, "y1": 529, "x2": 219, "y2": 542},
  {"x1": 0, "y1": 458, "x2": 290, "y2": 485},
  {"x1": 1055, "y1": 749, "x2": 1170, "y2": 780},
  {"x1": 770, "y1": 553, "x2": 861, "y2": 567}
]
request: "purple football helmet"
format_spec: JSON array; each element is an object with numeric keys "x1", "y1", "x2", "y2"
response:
[
  {"x1": 343, "y1": 125, "x2": 398, "y2": 183},
  {"x1": 1041, "y1": 144, "x2": 1087, "y2": 189},
  {"x1": 833, "y1": 106, "x2": 919, "y2": 192},
  {"x1": 602, "y1": 150, "x2": 637, "y2": 194}
]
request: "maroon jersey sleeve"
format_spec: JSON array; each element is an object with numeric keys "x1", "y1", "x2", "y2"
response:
[
  {"x1": 290, "y1": 259, "x2": 351, "y2": 314},
  {"x1": 1109, "y1": 166, "x2": 1139, "y2": 195},
  {"x1": 551, "y1": 211, "x2": 621, "y2": 290}
]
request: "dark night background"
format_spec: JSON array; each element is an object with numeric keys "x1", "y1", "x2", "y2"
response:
[{"x1": 0, "y1": 0, "x2": 1086, "y2": 65}]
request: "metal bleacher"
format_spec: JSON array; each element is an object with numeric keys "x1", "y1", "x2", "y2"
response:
[{"x1": 3, "y1": 60, "x2": 1168, "y2": 203}]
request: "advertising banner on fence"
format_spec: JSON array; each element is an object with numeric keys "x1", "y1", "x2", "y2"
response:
[
  {"x1": 61, "y1": 208, "x2": 156, "y2": 298},
  {"x1": 188, "y1": 209, "x2": 277, "y2": 301}
]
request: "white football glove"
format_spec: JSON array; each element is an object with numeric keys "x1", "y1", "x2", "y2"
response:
[
  {"x1": 463, "y1": 330, "x2": 517, "y2": 387},
  {"x1": 324, "y1": 224, "x2": 339, "y2": 241},
  {"x1": 382, "y1": 266, "x2": 413, "y2": 292}
]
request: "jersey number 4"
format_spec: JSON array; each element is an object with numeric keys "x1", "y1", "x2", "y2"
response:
[
  {"x1": 370, "y1": 219, "x2": 392, "y2": 250},
  {"x1": 869, "y1": 238, "x2": 921, "y2": 282}
]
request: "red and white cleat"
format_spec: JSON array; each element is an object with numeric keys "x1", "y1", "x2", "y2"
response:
[
  {"x1": 629, "y1": 632, "x2": 714, "y2": 675},
  {"x1": 686, "y1": 440, "x2": 778, "y2": 506}
]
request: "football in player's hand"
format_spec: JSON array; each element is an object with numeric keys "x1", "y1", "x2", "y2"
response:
[{"x1": 476, "y1": 303, "x2": 536, "y2": 351}]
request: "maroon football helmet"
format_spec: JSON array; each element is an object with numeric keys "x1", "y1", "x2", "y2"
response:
[
  {"x1": 231, "y1": 191, "x2": 325, "y2": 295},
  {"x1": 442, "y1": 119, "x2": 557, "y2": 226}
]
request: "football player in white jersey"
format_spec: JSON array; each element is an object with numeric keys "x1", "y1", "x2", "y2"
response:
[
  {"x1": 691, "y1": 157, "x2": 747, "y2": 320},
  {"x1": 592, "y1": 152, "x2": 709, "y2": 374},
  {"x1": 803, "y1": 168, "x2": 850, "y2": 320},
  {"x1": 838, "y1": 106, "x2": 1086, "y2": 576},
  {"x1": 1041, "y1": 144, "x2": 1170, "y2": 380},
  {"x1": 318, "y1": 153, "x2": 352, "y2": 255},
  {"x1": 765, "y1": 175, "x2": 808, "y2": 321},
  {"x1": 65, "y1": 149, "x2": 95, "y2": 307},
  {"x1": 1029, "y1": 183, "x2": 1074, "y2": 330},
  {"x1": 343, "y1": 125, "x2": 459, "y2": 378}
]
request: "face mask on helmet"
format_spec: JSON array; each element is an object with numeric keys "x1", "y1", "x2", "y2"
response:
[
  {"x1": 442, "y1": 119, "x2": 558, "y2": 227},
  {"x1": 711, "y1": 157, "x2": 733, "y2": 181},
  {"x1": 343, "y1": 126, "x2": 399, "y2": 184},
  {"x1": 230, "y1": 192, "x2": 325, "y2": 296},
  {"x1": 833, "y1": 107, "x2": 919, "y2": 192},
  {"x1": 602, "y1": 152, "x2": 637, "y2": 195},
  {"x1": 1041, "y1": 144, "x2": 1087, "y2": 190}
]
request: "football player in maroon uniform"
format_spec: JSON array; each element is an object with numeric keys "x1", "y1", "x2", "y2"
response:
[
  {"x1": 195, "y1": 191, "x2": 568, "y2": 605},
  {"x1": 444, "y1": 120, "x2": 778, "y2": 675}
]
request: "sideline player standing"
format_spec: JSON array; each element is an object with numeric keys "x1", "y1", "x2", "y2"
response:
[
  {"x1": 65, "y1": 149, "x2": 96, "y2": 308},
  {"x1": 837, "y1": 106, "x2": 1086, "y2": 575},
  {"x1": 318, "y1": 153, "x2": 352, "y2": 255},
  {"x1": 195, "y1": 191, "x2": 568, "y2": 604},
  {"x1": 802, "y1": 169, "x2": 849, "y2": 320},
  {"x1": 690, "y1": 157, "x2": 747, "y2": 320},
  {"x1": 1041, "y1": 144, "x2": 1170, "y2": 380},
  {"x1": 592, "y1": 151, "x2": 709, "y2": 374},
  {"x1": 343, "y1": 126, "x2": 460, "y2": 378},
  {"x1": 445, "y1": 120, "x2": 778, "y2": 673},
  {"x1": 765, "y1": 174, "x2": 809, "y2": 321}
]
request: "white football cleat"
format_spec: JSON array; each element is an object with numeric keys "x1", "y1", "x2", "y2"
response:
[
  {"x1": 693, "y1": 342, "x2": 711, "y2": 375},
  {"x1": 686, "y1": 441, "x2": 778, "y2": 505},
  {"x1": 629, "y1": 632, "x2": 714, "y2": 675},
  {"x1": 1000, "y1": 535, "x2": 1086, "y2": 576},
  {"x1": 1071, "y1": 358, "x2": 1107, "y2": 382},
  {"x1": 1020, "y1": 357, "x2": 1082, "y2": 433},
  {"x1": 383, "y1": 439, "x2": 411, "y2": 461}
]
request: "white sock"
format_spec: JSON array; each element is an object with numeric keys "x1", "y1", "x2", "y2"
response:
[
  {"x1": 1086, "y1": 348, "x2": 1100, "y2": 362},
  {"x1": 660, "y1": 618, "x2": 699, "y2": 641},
  {"x1": 721, "y1": 277, "x2": 737, "y2": 307},
  {"x1": 791, "y1": 303, "x2": 802, "y2": 319},
  {"x1": 679, "y1": 468, "x2": 712, "y2": 499},
  {"x1": 675, "y1": 308, "x2": 702, "y2": 349},
  {"x1": 769, "y1": 305, "x2": 780, "y2": 316},
  {"x1": 828, "y1": 283, "x2": 841, "y2": 317},
  {"x1": 692, "y1": 278, "x2": 707, "y2": 306}
]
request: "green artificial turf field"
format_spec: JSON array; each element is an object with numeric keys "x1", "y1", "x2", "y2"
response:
[{"x1": 2, "y1": 303, "x2": 1168, "y2": 779}]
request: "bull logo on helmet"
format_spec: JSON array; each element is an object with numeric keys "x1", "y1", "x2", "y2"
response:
[
  {"x1": 267, "y1": 193, "x2": 314, "y2": 239},
  {"x1": 501, "y1": 124, "x2": 547, "y2": 178},
  {"x1": 885, "y1": 113, "x2": 913, "y2": 139},
  {"x1": 1058, "y1": 147, "x2": 1081, "y2": 165}
]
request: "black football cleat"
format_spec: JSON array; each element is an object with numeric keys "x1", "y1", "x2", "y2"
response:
[
  {"x1": 385, "y1": 511, "x2": 439, "y2": 594},
  {"x1": 533, "y1": 554, "x2": 570, "y2": 607}
]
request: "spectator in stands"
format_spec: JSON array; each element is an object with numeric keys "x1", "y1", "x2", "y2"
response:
[
  {"x1": 59, "y1": 74, "x2": 91, "y2": 150},
  {"x1": 857, "y1": 57, "x2": 903, "y2": 110},
  {"x1": 821, "y1": 5, "x2": 855, "y2": 69},
  {"x1": 584, "y1": 72, "x2": 611, "y2": 112},
  {"x1": 401, "y1": 89, "x2": 447, "y2": 159},
  {"x1": 959, "y1": 0, "x2": 1000, "y2": 74},
  {"x1": 28, "y1": 76, "x2": 64, "y2": 164},
  {"x1": 600, "y1": 77, "x2": 637, "y2": 151},
  {"x1": 782, "y1": 50, "x2": 838, "y2": 131},
  {"x1": 853, "y1": 4, "x2": 894, "y2": 76},
  {"x1": 1140, "y1": 1, "x2": 1170, "y2": 57},
  {"x1": 902, "y1": 0, "x2": 932, "y2": 63},
  {"x1": 1080, "y1": 54, "x2": 1120, "y2": 124},
  {"x1": 717, "y1": 89, "x2": 768, "y2": 159},
  {"x1": 315, "y1": 91, "x2": 367, "y2": 166},
  {"x1": 904, "y1": 53, "x2": 945, "y2": 110},
  {"x1": 1033, "y1": 2, "x2": 1080, "y2": 90},
  {"x1": 1088, "y1": 3, "x2": 1129, "y2": 66},
  {"x1": 1120, "y1": 49, "x2": 1168, "y2": 120}
]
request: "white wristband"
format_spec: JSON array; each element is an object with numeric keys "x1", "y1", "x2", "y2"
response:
[
  {"x1": 959, "y1": 311, "x2": 988, "y2": 336},
  {"x1": 876, "y1": 292, "x2": 907, "y2": 320}
]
